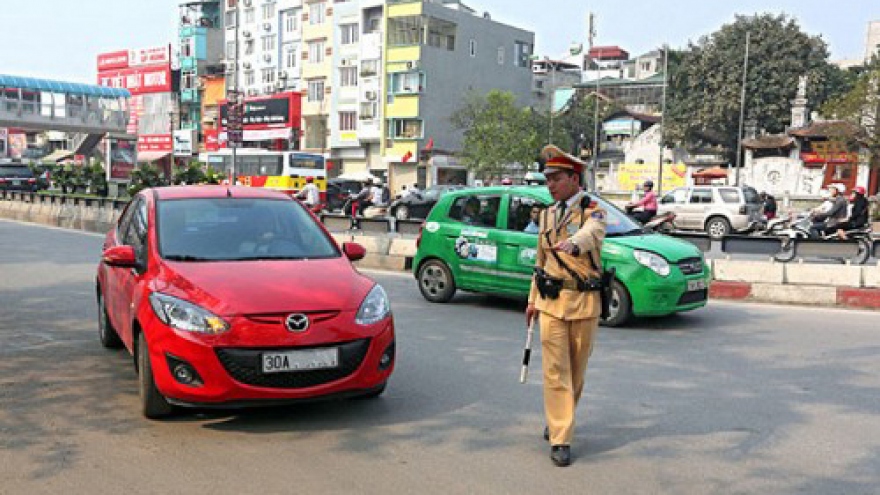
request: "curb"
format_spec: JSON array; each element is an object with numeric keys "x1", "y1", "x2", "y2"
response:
[{"x1": 710, "y1": 281, "x2": 880, "y2": 311}]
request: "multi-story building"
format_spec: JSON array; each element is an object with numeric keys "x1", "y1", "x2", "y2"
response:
[
  {"x1": 383, "y1": 0, "x2": 534, "y2": 189},
  {"x1": 866, "y1": 20, "x2": 880, "y2": 62},
  {"x1": 299, "y1": 0, "x2": 334, "y2": 156},
  {"x1": 531, "y1": 58, "x2": 581, "y2": 110},
  {"x1": 178, "y1": 0, "x2": 225, "y2": 156}
]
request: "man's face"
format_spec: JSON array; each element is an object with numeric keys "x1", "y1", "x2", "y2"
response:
[{"x1": 545, "y1": 170, "x2": 579, "y2": 202}]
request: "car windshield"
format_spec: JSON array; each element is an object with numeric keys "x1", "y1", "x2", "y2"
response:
[{"x1": 157, "y1": 198, "x2": 339, "y2": 261}]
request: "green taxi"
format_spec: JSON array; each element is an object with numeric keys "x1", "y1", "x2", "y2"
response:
[{"x1": 412, "y1": 186, "x2": 711, "y2": 326}]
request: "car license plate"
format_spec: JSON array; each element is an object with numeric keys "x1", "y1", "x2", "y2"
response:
[
  {"x1": 12, "y1": 180, "x2": 21, "y2": 186},
  {"x1": 687, "y1": 279, "x2": 707, "y2": 291},
  {"x1": 262, "y1": 348, "x2": 339, "y2": 373}
]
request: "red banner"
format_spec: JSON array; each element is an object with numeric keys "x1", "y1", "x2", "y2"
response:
[
  {"x1": 97, "y1": 50, "x2": 130, "y2": 71},
  {"x1": 204, "y1": 129, "x2": 220, "y2": 151},
  {"x1": 97, "y1": 66, "x2": 172, "y2": 95},
  {"x1": 801, "y1": 152, "x2": 859, "y2": 164},
  {"x1": 138, "y1": 134, "x2": 172, "y2": 152}
]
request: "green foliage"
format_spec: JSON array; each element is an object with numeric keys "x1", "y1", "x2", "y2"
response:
[
  {"x1": 127, "y1": 163, "x2": 164, "y2": 196},
  {"x1": 203, "y1": 166, "x2": 226, "y2": 185},
  {"x1": 172, "y1": 160, "x2": 208, "y2": 185},
  {"x1": 666, "y1": 14, "x2": 837, "y2": 159},
  {"x1": 450, "y1": 90, "x2": 541, "y2": 179},
  {"x1": 821, "y1": 56, "x2": 880, "y2": 169},
  {"x1": 544, "y1": 92, "x2": 617, "y2": 159}
]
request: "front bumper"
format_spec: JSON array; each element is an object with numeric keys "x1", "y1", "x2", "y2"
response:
[
  {"x1": 139, "y1": 307, "x2": 395, "y2": 406},
  {"x1": 626, "y1": 264, "x2": 712, "y2": 317}
]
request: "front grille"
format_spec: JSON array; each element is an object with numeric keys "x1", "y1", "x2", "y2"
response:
[
  {"x1": 678, "y1": 289, "x2": 708, "y2": 305},
  {"x1": 677, "y1": 258, "x2": 704, "y2": 275},
  {"x1": 215, "y1": 339, "x2": 370, "y2": 389}
]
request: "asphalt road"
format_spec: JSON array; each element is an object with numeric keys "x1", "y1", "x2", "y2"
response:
[{"x1": 2, "y1": 218, "x2": 880, "y2": 495}]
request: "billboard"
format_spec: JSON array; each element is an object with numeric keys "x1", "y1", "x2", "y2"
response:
[
  {"x1": 97, "y1": 66, "x2": 172, "y2": 95},
  {"x1": 616, "y1": 163, "x2": 688, "y2": 191},
  {"x1": 107, "y1": 137, "x2": 137, "y2": 181},
  {"x1": 219, "y1": 92, "x2": 300, "y2": 130},
  {"x1": 138, "y1": 134, "x2": 172, "y2": 152},
  {"x1": 97, "y1": 46, "x2": 170, "y2": 71}
]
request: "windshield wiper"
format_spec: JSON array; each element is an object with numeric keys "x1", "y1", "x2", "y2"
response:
[{"x1": 225, "y1": 255, "x2": 306, "y2": 261}]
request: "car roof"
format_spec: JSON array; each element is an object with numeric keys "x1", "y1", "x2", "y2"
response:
[{"x1": 151, "y1": 186, "x2": 293, "y2": 201}]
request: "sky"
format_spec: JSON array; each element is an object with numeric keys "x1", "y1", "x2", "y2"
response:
[{"x1": 1, "y1": 0, "x2": 878, "y2": 83}]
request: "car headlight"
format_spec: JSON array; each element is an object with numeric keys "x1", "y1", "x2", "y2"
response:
[
  {"x1": 633, "y1": 249, "x2": 670, "y2": 277},
  {"x1": 149, "y1": 293, "x2": 230, "y2": 334},
  {"x1": 356, "y1": 284, "x2": 391, "y2": 325}
]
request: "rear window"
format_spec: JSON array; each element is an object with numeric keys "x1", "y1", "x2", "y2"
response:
[
  {"x1": 719, "y1": 188, "x2": 741, "y2": 203},
  {"x1": 0, "y1": 166, "x2": 34, "y2": 178},
  {"x1": 743, "y1": 187, "x2": 760, "y2": 204}
]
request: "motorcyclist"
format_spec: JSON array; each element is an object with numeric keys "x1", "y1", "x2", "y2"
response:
[
  {"x1": 626, "y1": 180, "x2": 658, "y2": 224},
  {"x1": 344, "y1": 179, "x2": 374, "y2": 229},
  {"x1": 836, "y1": 186, "x2": 870, "y2": 240},
  {"x1": 296, "y1": 176, "x2": 321, "y2": 210},
  {"x1": 760, "y1": 192, "x2": 777, "y2": 220},
  {"x1": 810, "y1": 184, "x2": 848, "y2": 238}
]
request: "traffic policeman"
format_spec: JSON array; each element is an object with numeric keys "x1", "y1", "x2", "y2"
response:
[{"x1": 525, "y1": 145, "x2": 607, "y2": 467}]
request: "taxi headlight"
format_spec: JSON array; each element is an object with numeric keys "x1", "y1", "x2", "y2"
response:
[
  {"x1": 356, "y1": 284, "x2": 391, "y2": 325},
  {"x1": 633, "y1": 249, "x2": 671, "y2": 277},
  {"x1": 149, "y1": 293, "x2": 230, "y2": 334}
]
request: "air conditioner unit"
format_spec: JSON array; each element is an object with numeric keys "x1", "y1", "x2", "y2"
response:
[
  {"x1": 243, "y1": 61, "x2": 252, "y2": 69},
  {"x1": 263, "y1": 53, "x2": 272, "y2": 62},
  {"x1": 406, "y1": 60, "x2": 419, "y2": 70},
  {"x1": 278, "y1": 71, "x2": 288, "y2": 79},
  {"x1": 242, "y1": 30, "x2": 252, "y2": 38},
  {"x1": 365, "y1": 90, "x2": 377, "y2": 101},
  {"x1": 263, "y1": 22, "x2": 272, "y2": 31}
]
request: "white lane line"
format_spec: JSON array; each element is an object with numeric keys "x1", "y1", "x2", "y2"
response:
[{"x1": 0, "y1": 218, "x2": 105, "y2": 238}]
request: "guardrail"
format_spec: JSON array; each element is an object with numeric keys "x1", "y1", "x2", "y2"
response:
[
  {"x1": 1, "y1": 190, "x2": 129, "y2": 210},
  {"x1": 667, "y1": 232, "x2": 712, "y2": 252},
  {"x1": 720, "y1": 235, "x2": 783, "y2": 256}
]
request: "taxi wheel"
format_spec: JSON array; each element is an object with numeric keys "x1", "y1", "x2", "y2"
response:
[
  {"x1": 601, "y1": 279, "x2": 631, "y2": 327},
  {"x1": 97, "y1": 291, "x2": 123, "y2": 349},
  {"x1": 418, "y1": 260, "x2": 456, "y2": 303},
  {"x1": 137, "y1": 332, "x2": 174, "y2": 419}
]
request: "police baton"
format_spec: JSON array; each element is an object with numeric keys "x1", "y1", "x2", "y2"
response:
[{"x1": 519, "y1": 315, "x2": 537, "y2": 384}]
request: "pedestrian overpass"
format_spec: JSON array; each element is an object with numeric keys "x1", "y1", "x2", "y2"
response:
[{"x1": 0, "y1": 74, "x2": 130, "y2": 152}]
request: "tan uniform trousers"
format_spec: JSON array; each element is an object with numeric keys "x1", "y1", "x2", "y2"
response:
[{"x1": 540, "y1": 314, "x2": 598, "y2": 446}]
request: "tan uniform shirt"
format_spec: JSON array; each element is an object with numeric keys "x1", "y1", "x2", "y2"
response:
[{"x1": 528, "y1": 191, "x2": 607, "y2": 320}]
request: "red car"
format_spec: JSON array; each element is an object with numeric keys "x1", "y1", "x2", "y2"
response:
[{"x1": 96, "y1": 186, "x2": 395, "y2": 418}]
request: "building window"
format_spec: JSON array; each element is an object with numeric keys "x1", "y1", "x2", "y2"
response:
[
  {"x1": 285, "y1": 11, "x2": 298, "y2": 33},
  {"x1": 245, "y1": 39, "x2": 255, "y2": 55},
  {"x1": 360, "y1": 59, "x2": 379, "y2": 76},
  {"x1": 226, "y1": 40, "x2": 236, "y2": 58},
  {"x1": 497, "y1": 46, "x2": 504, "y2": 65},
  {"x1": 262, "y1": 36, "x2": 276, "y2": 51},
  {"x1": 307, "y1": 79, "x2": 325, "y2": 102},
  {"x1": 245, "y1": 70, "x2": 255, "y2": 86},
  {"x1": 308, "y1": 40, "x2": 325, "y2": 63},
  {"x1": 339, "y1": 66, "x2": 357, "y2": 87},
  {"x1": 427, "y1": 17, "x2": 456, "y2": 50},
  {"x1": 514, "y1": 41, "x2": 532, "y2": 68},
  {"x1": 339, "y1": 111, "x2": 357, "y2": 131},
  {"x1": 286, "y1": 48, "x2": 298, "y2": 69},
  {"x1": 359, "y1": 101, "x2": 377, "y2": 119},
  {"x1": 388, "y1": 16, "x2": 423, "y2": 46},
  {"x1": 387, "y1": 119, "x2": 423, "y2": 139},
  {"x1": 261, "y1": 3, "x2": 275, "y2": 20},
  {"x1": 245, "y1": 8, "x2": 255, "y2": 24},
  {"x1": 181, "y1": 38, "x2": 195, "y2": 58},
  {"x1": 340, "y1": 23, "x2": 359, "y2": 45},
  {"x1": 181, "y1": 71, "x2": 197, "y2": 90},
  {"x1": 225, "y1": 10, "x2": 237, "y2": 28},
  {"x1": 469, "y1": 39, "x2": 476, "y2": 57},
  {"x1": 389, "y1": 71, "x2": 425, "y2": 94},
  {"x1": 304, "y1": 116, "x2": 327, "y2": 149},
  {"x1": 309, "y1": 2, "x2": 326, "y2": 25},
  {"x1": 261, "y1": 68, "x2": 276, "y2": 84}
]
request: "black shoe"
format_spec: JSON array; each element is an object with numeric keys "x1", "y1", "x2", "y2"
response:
[
  {"x1": 543, "y1": 426, "x2": 549, "y2": 442},
  {"x1": 550, "y1": 445, "x2": 571, "y2": 467}
]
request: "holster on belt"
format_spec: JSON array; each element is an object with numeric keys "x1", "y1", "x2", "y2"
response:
[{"x1": 534, "y1": 267, "x2": 562, "y2": 300}]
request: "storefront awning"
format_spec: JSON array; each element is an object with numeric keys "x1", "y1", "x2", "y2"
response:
[{"x1": 137, "y1": 151, "x2": 171, "y2": 163}]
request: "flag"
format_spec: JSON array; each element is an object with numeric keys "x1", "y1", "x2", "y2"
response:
[
  {"x1": 424, "y1": 137, "x2": 434, "y2": 151},
  {"x1": 402, "y1": 151, "x2": 413, "y2": 163}
]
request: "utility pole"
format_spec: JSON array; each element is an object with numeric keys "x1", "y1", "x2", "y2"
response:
[
  {"x1": 588, "y1": 12, "x2": 599, "y2": 191},
  {"x1": 735, "y1": 32, "x2": 750, "y2": 187},
  {"x1": 656, "y1": 45, "x2": 669, "y2": 195},
  {"x1": 230, "y1": 0, "x2": 241, "y2": 185}
]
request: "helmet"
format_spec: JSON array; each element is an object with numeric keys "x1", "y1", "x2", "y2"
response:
[
  {"x1": 305, "y1": 176, "x2": 314, "y2": 183},
  {"x1": 501, "y1": 177, "x2": 513, "y2": 185},
  {"x1": 853, "y1": 186, "x2": 866, "y2": 195},
  {"x1": 643, "y1": 180, "x2": 654, "y2": 188}
]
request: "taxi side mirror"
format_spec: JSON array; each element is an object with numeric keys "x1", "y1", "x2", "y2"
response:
[{"x1": 342, "y1": 242, "x2": 366, "y2": 261}]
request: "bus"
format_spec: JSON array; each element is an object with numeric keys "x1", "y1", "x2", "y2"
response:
[{"x1": 203, "y1": 149, "x2": 327, "y2": 198}]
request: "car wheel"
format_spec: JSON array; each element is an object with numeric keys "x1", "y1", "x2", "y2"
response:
[
  {"x1": 137, "y1": 332, "x2": 174, "y2": 419},
  {"x1": 417, "y1": 259, "x2": 456, "y2": 303},
  {"x1": 706, "y1": 217, "x2": 731, "y2": 239},
  {"x1": 395, "y1": 205, "x2": 410, "y2": 221},
  {"x1": 97, "y1": 290, "x2": 123, "y2": 349},
  {"x1": 601, "y1": 279, "x2": 631, "y2": 327}
]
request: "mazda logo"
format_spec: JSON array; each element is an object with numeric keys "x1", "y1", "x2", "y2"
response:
[{"x1": 285, "y1": 313, "x2": 310, "y2": 332}]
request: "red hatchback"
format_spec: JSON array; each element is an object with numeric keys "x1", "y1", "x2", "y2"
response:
[{"x1": 96, "y1": 186, "x2": 395, "y2": 418}]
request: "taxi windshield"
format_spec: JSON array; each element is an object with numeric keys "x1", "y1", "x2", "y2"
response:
[
  {"x1": 157, "y1": 198, "x2": 338, "y2": 261},
  {"x1": 587, "y1": 194, "x2": 643, "y2": 236}
]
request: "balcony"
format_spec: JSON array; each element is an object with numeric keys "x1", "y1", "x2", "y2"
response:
[{"x1": 181, "y1": 88, "x2": 201, "y2": 103}]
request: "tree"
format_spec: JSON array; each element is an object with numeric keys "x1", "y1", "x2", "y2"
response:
[
  {"x1": 545, "y1": 91, "x2": 616, "y2": 160},
  {"x1": 666, "y1": 14, "x2": 838, "y2": 160},
  {"x1": 822, "y1": 57, "x2": 880, "y2": 171},
  {"x1": 450, "y1": 90, "x2": 541, "y2": 179}
]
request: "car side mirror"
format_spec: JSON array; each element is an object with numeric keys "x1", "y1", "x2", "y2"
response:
[
  {"x1": 342, "y1": 242, "x2": 366, "y2": 262},
  {"x1": 102, "y1": 245, "x2": 138, "y2": 268}
]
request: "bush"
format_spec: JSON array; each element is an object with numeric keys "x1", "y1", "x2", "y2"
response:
[
  {"x1": 172, "y1": 161, "x2": 207, "y2": 185},
  {"x1": 203, "y1": 166, "x2": 226, "y2": 185},
  {"x1": 127, "y1": 163, "x2": 164, "y2": 196}
]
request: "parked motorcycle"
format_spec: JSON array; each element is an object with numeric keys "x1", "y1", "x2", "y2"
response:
[
  {"x1": 773, "y1": 211, "x2": 872, "y2": 264},
  {"x1": 625, "y1": 205, "x2": 678, "y2": 233}
]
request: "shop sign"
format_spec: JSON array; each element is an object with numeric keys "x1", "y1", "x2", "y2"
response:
[
  {"x1": 138, "y1": 134, "x2": 172, "y2": 152},
  {"x1": 801, "y1": 152, "x2": 858, "y2": 164},
  {"x1": 616, "y1": 163, "x2": 688, "y2": 191},
  {"x1": 221, "y1": 95, "x2": 292, "y2": 127},
  {"x1": 98, "y1": 66, "x2": 173, "y2": 95},
  {"x1": 173, "y1": 130, "x2": 196, "y2": 156},
  {"x1": 108, "y1": 138, "x2": 137, "y2": 181}
]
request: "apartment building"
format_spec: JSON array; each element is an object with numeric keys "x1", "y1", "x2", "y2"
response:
[{"x1": 383, "y1": 0, "x2": 535, "y2": 188}]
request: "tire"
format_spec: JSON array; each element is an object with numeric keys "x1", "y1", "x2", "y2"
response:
[
  {"x1": 97, "y1": 290, "x2": 123, "y2": 349},
  {"x1": 137, "y1": 332, "x2": 174, "y2": 419},
  {"x1": 774, "y1": 237, "x2": 797, "y2": 263},
  {"x1": 601, "y1": 279, "x2": 631, "y2": 327},
  {"x1": 853, "y1": 238, "x2": 871, "y2": 265},
  {"x1": 395, "y1": 205, "x2": 410, "y2": 221},
  {"x1": 706, "y1": 217, "x2": 731, "y2": 240},
  {"x1": 417, "y1": 259, "x2": 456, "y2": 303}
]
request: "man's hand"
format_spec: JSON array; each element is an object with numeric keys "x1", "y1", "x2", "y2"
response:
[
  {"x1": 553, "y1": 240, "x2": 579, "y2": 255},
  {"x1": 526, "y1": 304, "x2": 536, "y2": 325}
]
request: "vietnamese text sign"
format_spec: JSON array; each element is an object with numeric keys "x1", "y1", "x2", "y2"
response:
[{"x1": 616, "y1": 163, "x2": 688, "y2": 191}]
